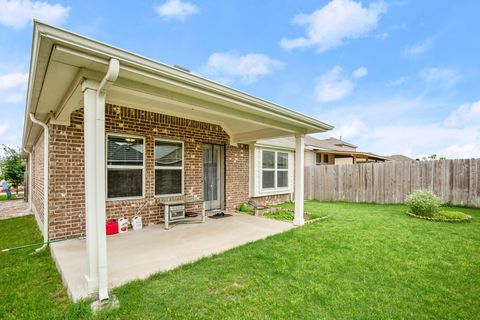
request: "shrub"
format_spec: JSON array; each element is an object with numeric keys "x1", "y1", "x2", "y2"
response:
[
  {"x1": 438, "y1": 210, "x2": 468, "y2": 220},
  {"x1": 405, "y1": 190, "x2": 441, "y2": 217},
  {"x1": 239, "y1": 202, "x2": 252, "y2": 213}
]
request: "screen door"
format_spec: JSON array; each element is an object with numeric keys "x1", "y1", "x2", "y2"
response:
[{"x1": 202, "y1": 144, "x2": 224, "y2": 210}]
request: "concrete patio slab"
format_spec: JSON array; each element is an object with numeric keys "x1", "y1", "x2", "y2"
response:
[{"x1": 50, "y1": 213, "x2": 293, "y2": 301}]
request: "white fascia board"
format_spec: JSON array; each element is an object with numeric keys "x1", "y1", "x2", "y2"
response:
[
  {"x1": 30, "y1": 21, "x2": 333, "y2": 122},
  {"x1": 253, "y1": 143, "x2": 295, "y2": 152}
]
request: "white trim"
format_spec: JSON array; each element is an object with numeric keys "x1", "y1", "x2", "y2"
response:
[
  {"x1": 106, "y1": 133, "x2": 146, "y2": 201},
  {"x1": 294, "y1": 134, "x2": 305, "y2": 226},
  {"x1": 253, "y1": 143, "x2": 295, "y2": 152},
  {"x1": 260, "y1": 149, "x2": 290, "y2": 192},
  {"x1": 154, "y1": 138, "x2": 185, "y2": 197},
  {"x1": 22, "y1": 21, "x2": 334, "y2": 152}
]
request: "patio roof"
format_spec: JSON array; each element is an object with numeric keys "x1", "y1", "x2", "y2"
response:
[{"x1": 22, "y1": 21, "x2": 333, "y2": 152}]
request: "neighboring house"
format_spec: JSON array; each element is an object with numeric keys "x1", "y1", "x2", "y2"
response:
[
  {"x1": 305, "y1": 136, "x2": 389, "y2": 165},
  {"x1": 21, "y1": 22, "x2": 332, "y2": 301},
  {"x1": 258, "y1": 135, "x2": 388, "y2": 168},
  {"x1": 384, "y1": 154, "x2": 415, "y2": 162}
]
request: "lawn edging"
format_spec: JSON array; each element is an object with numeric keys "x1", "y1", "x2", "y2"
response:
[{"x1": 405, "y1": 211, "x2": 472, "y2": 223}]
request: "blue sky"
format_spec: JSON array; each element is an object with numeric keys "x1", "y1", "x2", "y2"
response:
[{"x1": 0, "y1": 0, "x2": 479, "y2": 158}]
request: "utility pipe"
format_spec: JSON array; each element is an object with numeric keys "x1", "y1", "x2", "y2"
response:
[
  {"x1": 23, "y1": 148, "x2": 32, "y2": 212},
  {"x1": 95, "y1": 58, "x2": 120, "y2": 302},
  {"x1": 29, "y1": 113, "x2": 49, "y2": 252}
]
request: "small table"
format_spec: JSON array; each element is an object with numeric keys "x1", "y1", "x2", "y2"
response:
[{"x1": 159, "y1": 199, "x2": 205, "y2": 229}]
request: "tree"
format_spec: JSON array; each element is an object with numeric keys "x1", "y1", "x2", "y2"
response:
[
  {"x1": 1, "y1": 145, "x2": 26, "y2": 195},
  {"x1": 421, "y1": 154, "x2": 446, "y2": 161}
]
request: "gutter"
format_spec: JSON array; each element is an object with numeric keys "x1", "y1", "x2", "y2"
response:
[
  {"x1": 95, "y1": 58, "x2": 119, "y2": 302},
  {"x1": 28, "y1": 113, "x2": 49, "y2": 252},
  {"x1": 32, "y1": 21, "x2": 333, "y2": 132},
  {"x1": 23, "y1": 148, "x2": 32, "y2": 212}
]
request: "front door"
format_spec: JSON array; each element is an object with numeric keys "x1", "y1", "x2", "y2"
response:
[{"x1": 202, "y1": 144, "x2": 224, "y2": 211}]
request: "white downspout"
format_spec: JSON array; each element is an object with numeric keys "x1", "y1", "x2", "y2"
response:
[
  {"x1": 23, "y1": 148, "x2": 32, "y2": 212},
  {"x1": 96, "y1": 58, "x2": 120, "y2": 302},
  {"x1": 29, "y1": 113, "x2": 49, "y2": 251}
]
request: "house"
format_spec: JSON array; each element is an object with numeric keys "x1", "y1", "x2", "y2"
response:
[
  {"x1": 384, "y1": 154, "x2": 415, "y2": 162},
  {"x1": 258, "y1": 135, "x2": 388, "y2": 170},
  {"x1": 305, "y1": 136, "x2": 389, "y2": 165},
  {"x1": 21, "y1": 21, "x2": 333, "y2": 301}
]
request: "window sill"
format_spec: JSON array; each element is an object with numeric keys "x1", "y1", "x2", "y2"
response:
[
  {"x1": 106, "y1": 195, "x2": 145, "y2": 202},
  {"x1": 154, "y1": 193, "x2": 184, "y2": 198},
  {"x1": 255, "y1": 188, "x2": 292, "y2": 197}
]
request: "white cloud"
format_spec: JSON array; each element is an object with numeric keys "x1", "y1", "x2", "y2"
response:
[
  {"x1": 0, "y1": 123, "x2": 8, "y2": 135},
  {"x1": 280, "y1": 0, "x2": 386, "y2": 53},
  {"x1": 155, "y1": 0, "x2": 199, "y2": 21},
  {"x1": 444, "y1": 101, "x2": 480, "y2": 127},
  {"x1": 404, "y1": 38, "x2": 434, "y2": 58},
  {"x1": 329, "y1": 119, "x2": 369, "y2": 140},
  {"x1": 386, "y1": 76, "x2": 407, "y2": 87},
  {"x1": 0, "y1": 72, "x2": 28, "y2": 104},
  {"x1": 318, "y1": 121, "x2": 480, "y2": 159},
  {"x1": 420, "y1": 68, "x2": 460, "y2": 90},
  {"x1": 314, "y1": 65, "x2": 368, "y2": 102},
  {"x1": 437, "y1": 143, "x2": 480, "y2": 159},
  {"x1": 314, "y1": 94, "x2": 480, "y2": 159},
  {"x1": 200, "y1": 52, "x2": 283, "y2": 85},
  {"x1": 353, "y1": 66, "x2": 368, "y2": 79},
  {"x1": 0, "y1": 0, "x2": 70, "y2": 29}
]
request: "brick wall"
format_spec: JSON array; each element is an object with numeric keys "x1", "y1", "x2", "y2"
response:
[
  {"x1": 31, "y1": 131, "x2": 45, "y2": 227},
  {"x1": 252, "y1": 194, "x2": 292, "y2": 207},
  {"x1": 47, "y1": 104, "x2": 250, "y2": 240}
]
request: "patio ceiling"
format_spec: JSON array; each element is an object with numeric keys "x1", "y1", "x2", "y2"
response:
[{"x1": 22, "y1": 21, "x2": 333, "y2": 151}]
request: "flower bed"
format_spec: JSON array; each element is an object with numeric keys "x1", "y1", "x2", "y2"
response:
[{"x1": 405, "y1": 210, "x2": 472, "y2": 223}]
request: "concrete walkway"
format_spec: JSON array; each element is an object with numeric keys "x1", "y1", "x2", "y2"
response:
[
  {"x1": 0, "y1": 199, "x2": 30, "y2": 220},
  {"x1": 50, "y1": 213, "x2": 293, "y2": 301}
]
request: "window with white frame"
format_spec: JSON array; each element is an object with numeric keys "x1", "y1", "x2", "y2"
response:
[
  {"x1": 155, "y1": 140, "x2": 183, "y2": 196},
  {"x1": 316, "y1": 153, "x2": 329, "y2": 165},
  {"x1": 262, "y1": 150, "x2": 289, "y2": 190},
  {"x1": 107, "y1": 135, "x2": 144, "y2": 199}
]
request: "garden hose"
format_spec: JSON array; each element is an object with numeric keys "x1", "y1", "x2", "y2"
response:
[{"x1": 1, "y1": 236, "x2": 85, "y2": 253}]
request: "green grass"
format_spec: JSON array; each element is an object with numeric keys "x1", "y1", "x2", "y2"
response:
[
  {"x1": 1, "y1": 202, "x2": 479, "y2": 319},
  {"x1": 438, "y1": 210, "x2": 470, "y2": 220},
  {"x1": 263, "y1": 202, "x2": 328, "y2": 221},
  {"x1": 0, "y1": 193, "x2": 18, "y2": 201},
  {"x1": 0, "y1": 216, "x2": 91, "y2": 319}
]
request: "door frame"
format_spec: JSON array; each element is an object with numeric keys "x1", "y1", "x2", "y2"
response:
[{"x1": 202, "y1": 143, "x2": 225, "y2": 211}]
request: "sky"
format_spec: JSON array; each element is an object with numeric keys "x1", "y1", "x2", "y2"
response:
[{"x1": 0, "y1": 0, "x2": 479, "y2": 159}]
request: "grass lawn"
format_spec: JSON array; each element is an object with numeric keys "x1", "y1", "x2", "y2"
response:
[
  {"x1": 0, "y1": 193, "x2": 18, "y2": 201},
  {"x1": 1, "y1": 202, "x2": 479, "y2": 319}
]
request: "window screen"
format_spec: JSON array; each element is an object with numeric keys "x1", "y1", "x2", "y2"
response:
[
  {"x1": 107, "y1": 135, "x2": 144, "y2": 198},
  {"x1": 155, "y1": 140, "x2": 183, "y2": 195}
]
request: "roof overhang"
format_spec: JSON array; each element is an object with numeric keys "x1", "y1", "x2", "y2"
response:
[
  {"x1": 311, "y1": 148, "x2": 388, "y2": 160},
  {"x1": 22, "y1": 21, "x2": 333, "y2": 152}
]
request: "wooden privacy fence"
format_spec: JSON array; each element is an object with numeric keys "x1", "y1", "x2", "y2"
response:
[{"x1": 305, "y1": 159, "x2": 480, "y2": 207}]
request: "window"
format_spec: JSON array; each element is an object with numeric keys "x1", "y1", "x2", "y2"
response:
[
  {"x1": 316, "y1": 153, "x2": 329, "y2": 165},
  {"x1": 107, "y1": 135, "x2": 144, "y2": 199},
  {"x1": 155, "y1": 140, "x2": 183, "y2": 196},
  {"x1": 262, "y1": 150, "x2": 289, "y2": 190}
]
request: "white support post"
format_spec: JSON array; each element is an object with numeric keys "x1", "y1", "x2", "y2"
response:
[
  {"x1": 164, "y1": 204, "x2": 169, "y2": 229},
  {"x1": 294, "y1": 134, "x2": 305, "y2": 226},
  {"x1": 82, "y1": 81, "x2": 99, "y2": 295},
  {"x1": 82, "y1": 59, "x2": 119, "y2": 303},
  {"x1": 95, "y1": 90, "x2": 109, "y2": 302}
]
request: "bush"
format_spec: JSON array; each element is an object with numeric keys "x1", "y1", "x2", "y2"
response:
[
  {"x1": 438, "y1": 210, "x2": 468, "y2": 220},
  {"x1": 405, "y1": 190, "x2": 441, "y2": 217},
  {"x1": 239, "y1": 202, "x2": 252, "y2": 213}
]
